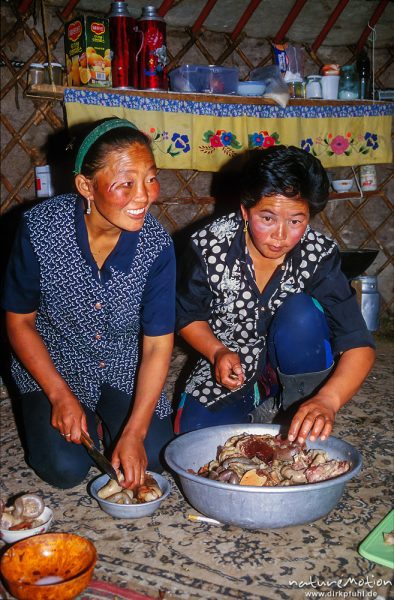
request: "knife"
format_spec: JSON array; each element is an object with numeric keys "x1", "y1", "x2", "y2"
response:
[{"x1": 80, "y1": 431, "x2": 120, "y2": 483}]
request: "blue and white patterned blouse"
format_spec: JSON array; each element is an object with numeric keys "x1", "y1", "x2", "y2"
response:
[{"x1": 2, "y1": 194, "x2": 176, "y2": 418}]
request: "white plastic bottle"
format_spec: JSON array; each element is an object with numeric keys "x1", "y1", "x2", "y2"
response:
[{"x1": 35, "y1": 165, "x2": 54, "y2": 198}]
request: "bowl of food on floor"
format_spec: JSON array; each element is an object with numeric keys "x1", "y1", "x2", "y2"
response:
[
  {"x1": 1, "y1": 493, "x2": 53, "y2": 544},
  {"x1": 89, "y1": 471, "x2": 171, "y2": 518},
  {"x1": 0, "y1": 532, "x2": 97, "y2": 600},
  {"x1": 165, "y1": 424, "x2": 362, "y2": 529}
]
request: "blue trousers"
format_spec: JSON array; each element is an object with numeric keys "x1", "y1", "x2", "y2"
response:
[
  {"x1": 20, "y1": 384, "x2": 173, "y2": 489},
  {"x1": 175, "y1": 293, "x2": 333, "y2": 433}
]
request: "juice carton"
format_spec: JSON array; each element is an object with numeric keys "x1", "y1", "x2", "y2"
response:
[{"x1": 65, "y1": 15, "x2": 111, "y2": 87}]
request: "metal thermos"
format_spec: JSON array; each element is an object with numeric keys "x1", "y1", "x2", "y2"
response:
[
  {"x1": 352, "y1": 275, "x2": 380, "y2": 332},
  {"x1": 108, "y1": 1, "x2": 137, "y2": 89},
  {"x1": 137, "y1": 6, "x2": 168, "y2": 90}
]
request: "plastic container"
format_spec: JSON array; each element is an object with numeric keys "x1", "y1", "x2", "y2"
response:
[
  {"x1": 358, "y1": 509, "x2": 394, "y2": 568},
  {"x1": 169, "y1": 64, "x2": 202, "y2": 92},
  {"x1": 199, "y1": 65, "x2": 239, "y2": 95},
  {"x1": 250, "y1": 65, "x2": 289, "y2": 107},
  {"x1": 35, "y1": 165, "x2": 54, "y2": 198},
  {"x1": 27, "y1": 63, "x2": 45, "y2": 86},
  {"x1": 359, "y1": 165, "x2": 377, "y2": 191},
  {"x1": 321, "y1": 75, "x2": 339, "y2": 100}
]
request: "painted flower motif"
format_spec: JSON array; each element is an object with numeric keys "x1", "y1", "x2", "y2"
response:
[
  {"x1": 149, "y1": 128, "x2": 191, "y2": 157},
  {"x1": 200, "y1": 129, "x2": 242, "y2": 155},
  {"x1": 263, "y1": 136, "x2": 275, "y2": 148},
  {"x1": 249, "y1": 131, "x2": 280, "y2": 149},
  {"x1": 365, "y1": 132, "x2": 379, "y2": 150},
  {"x1": 330, "y1": 135, "x2": 350, "y2": 154},
  {"x1": 301, "y1": 138, "x2": 313, "y2": 153},
  {"x1": 220, "y1": 131, "x2": 234, "y2": 146},
  {"x1": 210, "y1": 135, "x2": 223, "y2": 148},
  {"x1": 171, "y1": 133, "x2": 190, "y2": 153},
  {"x1": 298, "y1": 131, "x2": 379, "y2": 158},
  {"x1": 251, "y1": 133, "x2": 264, "y2": 147}
]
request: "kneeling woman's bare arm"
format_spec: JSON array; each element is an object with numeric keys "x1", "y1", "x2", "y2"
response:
[
  {"x1": 112, "y1": 332, "x2": 174, "y2": 489},
  {"x1": 179, "y1": 321, "x2": 245, "y2": 389},
  {"x1": 5, "y1": 311, "x2": 88, "y2": 441},
  {"x1": 288, "y1": 346, "x2": 375, "y2": 444}
]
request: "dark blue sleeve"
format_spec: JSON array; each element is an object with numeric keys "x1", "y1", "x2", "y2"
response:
[
  {"x1": 1, "y1": 215, "x2": 41, "y2": 313},
  {"x1": 176, "y1": 241, "x2": 213, "y2": 332},
  {"x1": 141, "y1": 243, "x2": 176, "y2": 336},
  {"x1": 308, "y1": 247, "x2": 375, "y2": 353}
]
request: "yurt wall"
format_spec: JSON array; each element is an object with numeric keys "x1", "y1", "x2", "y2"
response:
[{"x1": 1, "y1": 0, "x2": 393, "y2": 321}]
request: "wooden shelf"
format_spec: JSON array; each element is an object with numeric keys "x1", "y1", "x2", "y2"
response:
[
  {"x1": 25, "y1": 84, "x2": 387, "y2": 107},
  {"x1": 328, "y1": 190, "x2": 382, "y2": 201},
  {"x1": 26, "y1": 83, "x2": 65, "y2": 100}
]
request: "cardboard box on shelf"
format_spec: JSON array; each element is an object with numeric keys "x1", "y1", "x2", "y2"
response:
[{"x1": 65, "y1": 15, "x2": 111, "y2": 87}]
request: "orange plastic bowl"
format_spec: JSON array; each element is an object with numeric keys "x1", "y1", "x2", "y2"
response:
[{"x1": 0, "y1": 532, "x2": 97, "y2": 600}]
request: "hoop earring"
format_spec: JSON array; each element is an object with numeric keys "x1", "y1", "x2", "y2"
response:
[
  {"x1": 85, "y1": 198, "x2": 91, "y2": 215},
  {"x1": 243, "y1": 219, "x2": 248, "y2": 233}
]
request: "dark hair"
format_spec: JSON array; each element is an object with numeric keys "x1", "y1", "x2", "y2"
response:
[
  {"x1": 73, "y1": 117, "x2": 152, "y2": 178},
  {"x1": 237, "y1": 145, "x2": 329, "y2": 217}
]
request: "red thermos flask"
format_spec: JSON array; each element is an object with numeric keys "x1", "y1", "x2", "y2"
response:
[
  {"x1": 137, "y1": 5, "x2": 168, "y2": 90},
  {"x1": 108, "y1": 1, "x2": 137, "y2": 89}
]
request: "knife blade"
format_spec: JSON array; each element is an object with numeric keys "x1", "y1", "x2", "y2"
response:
[{"x1": 80, "y1": 431, "x2": 119, "y2": 483}]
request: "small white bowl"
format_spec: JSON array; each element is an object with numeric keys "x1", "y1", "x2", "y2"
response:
[
  {"x1": 0, "y1": 507, "x2": 53, "y2": 544},
  {"x1": 237, "y1": 80, "x2": 266, "y2": 96},
  {"x1": 89, "y1": 472, "x2": 171, "y2": 519},
  {"x1": 331, "y1": 179, "x2": 353, "y2": 193}
]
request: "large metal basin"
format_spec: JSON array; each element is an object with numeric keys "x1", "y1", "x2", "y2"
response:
[{"x1": 164, "y1": 424, "x2": 362, "y2": 529}]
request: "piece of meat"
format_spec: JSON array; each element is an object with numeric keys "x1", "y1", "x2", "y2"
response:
[
  {"x1": 383, "y1": 531, "x2": 394, "y2": 545},
  {"x1": 197, "y1": 433, "x2": 351, "y2": 488},
  {"x1": 306, "y1": 460, "x2": 350, "y2": 483}
]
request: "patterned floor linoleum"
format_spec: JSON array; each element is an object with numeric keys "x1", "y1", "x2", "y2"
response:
[{"x1": 0, "y1": 339, "x2": 393, "y2": 600}]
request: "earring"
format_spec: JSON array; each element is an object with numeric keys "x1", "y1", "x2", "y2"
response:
[
  {"x1": 243, "y1": 219, "x2": 248, "y2": 233},
  {"x1": 86, "y1": 198, "x2": 91, "y2": 215}
]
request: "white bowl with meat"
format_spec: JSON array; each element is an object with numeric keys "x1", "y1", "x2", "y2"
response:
[
  {"x1": 0, "y1": 494, "x2": 53, "y2": 543},
  {"x1": 89, "y1": 472, "x2": 171, "y2": 519}
]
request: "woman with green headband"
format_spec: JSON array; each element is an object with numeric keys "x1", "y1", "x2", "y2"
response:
[{"x1": 2, "y1": 117, "x2": 176, "y2": 490}]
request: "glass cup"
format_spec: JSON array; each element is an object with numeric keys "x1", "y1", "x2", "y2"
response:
[
  {"x1": 306, "y1": 75, "x2": 322, "y2": 99},
  {"x1": 338, "y1": 65, "x2": 359, "y2": 100}
]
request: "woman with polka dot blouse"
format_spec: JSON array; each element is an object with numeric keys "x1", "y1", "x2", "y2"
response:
[{"x1": 175, "y1": 146, "x2": 375, "y2": 444}]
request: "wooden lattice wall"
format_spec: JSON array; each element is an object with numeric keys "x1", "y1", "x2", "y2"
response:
[{"x1": 1, "y1": 0, "x2": 393, "y2": 316}]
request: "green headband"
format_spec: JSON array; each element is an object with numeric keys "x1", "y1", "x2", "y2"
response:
[{"x1": 74, "y1": 119, "x2": 139, "y2": 174}]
